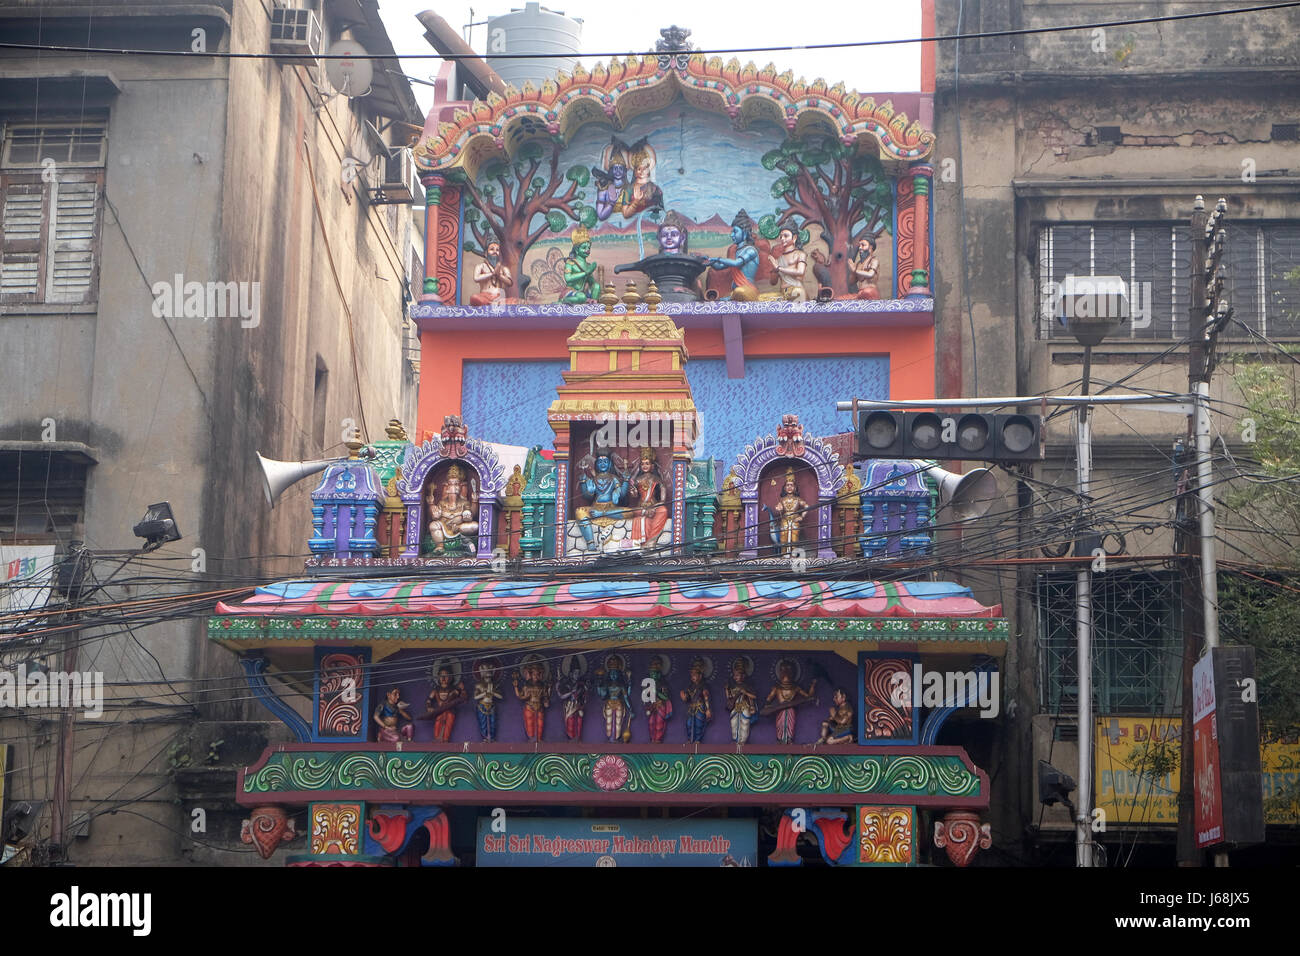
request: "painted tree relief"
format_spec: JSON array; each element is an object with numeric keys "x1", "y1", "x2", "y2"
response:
[
  {"x1": 446, "y1": 140, "x2": 598, "y2": 301},
  {"x1": 763, "y1": 137, "x2": 894, "y2": 298}
]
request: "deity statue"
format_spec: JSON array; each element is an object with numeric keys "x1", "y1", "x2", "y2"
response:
[
  {"x1": 644, "y1": 655, "x2": 673, "y2": 743},
  {"x1": 424, "y1": 665, "x2": 466, "y2": 743},
  {"x1": 679, "y1": 658, "x2": 712, "y2": 743},
  {"x1": 849, "y1": 235, "x2": 880, "y2": 300},
  {"x1": 469, "y1": 239, "x2": 513, "y2": 305},
  {"x1": 776, "y1": 414, "x2": 805, "y2": 458},
  {"x1": 766, "y1": 467, "x2": 808, "y2": 554},
  {"x1": 439, "y1": 414, "x2": 468, "y2": 458},
  {"x1": 503, "y1": 464, "x2": 524, "y2": 505},
  {"x1": 613, "y1": 209, "x2": 708, "y2": 301},
  {"x1": 719, "y1": 469, "x2": 742, "y2": 509},
  {"x1": 595, "y1": 653, "x2": 633, "y2": 743},
  {"x1": 556, "y1": 655, "x2": 590, "y2": 740},
  {"x1": 592, "y1": 158, "x2": 629, "y2": 222},
  {"x1": 512, "y1": 657, "x2": 552, "y2": 742},
  {"x1": 767, "y1": 224, "x2": 808, "y2": 301},
  {"x1": 707, "y1": 210, "x2": 761, "y2": 301},
  {"x1": 614, "y1": 139, "x2": 664, "y2": 218},
  {"x1": 426, "y1": 464, "x2": 478, "y2": 553},
  {"x1": 373, "y1": 687, "x2": 414, "y2": 743},
  {"x1": 818, "y1": 687, "x2": 855, "y2": 745},
  {"x1": 655, "y1": 210, "x2": 689, "y2": 255},
  {"x1": 764, "y1": 659, "x2": 818, "y2": 744},
  {"x1": 628, "y1": 448, "x2": 669, "y2": 549},
  {"x1": 725, "y1": 658, "x2": 759, "y2": 745},
  {"x1": 473, "y1": 658, "x2": 504, "y2": 742},
  {"x1": 562, "y1": 226, "x2": 598, "y2": 304},
  {"x1": 575, "y1": 448, "x2": 628, "y2": 549}
]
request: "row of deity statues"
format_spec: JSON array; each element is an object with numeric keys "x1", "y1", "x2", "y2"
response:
[
  {"x1": 372, "y1": 655, "x2": 856, "y2": 746},
  {"x1": 467, "y1": 210, "x2": 881, "y2": 306},
  {"x1": 414, "y1": 432, "x2": 829, "y2": 558}
]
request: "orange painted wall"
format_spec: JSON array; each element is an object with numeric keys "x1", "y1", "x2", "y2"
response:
[{"x1": 416, "y1": 324, "x2": 934, "y2": 438}]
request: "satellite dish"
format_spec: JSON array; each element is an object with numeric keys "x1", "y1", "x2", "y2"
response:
[{"x1": 324, "y1": 41, "x2": 373, "y2": 97}]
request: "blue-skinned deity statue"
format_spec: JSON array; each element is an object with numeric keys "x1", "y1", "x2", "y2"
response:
[{"x1": 575, "y1": 451, "x2": 628, "y2": 548}]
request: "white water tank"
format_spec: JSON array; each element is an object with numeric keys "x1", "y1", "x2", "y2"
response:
[{"x1": 486, "y1": 2, "x2": 583, "y2": 90}]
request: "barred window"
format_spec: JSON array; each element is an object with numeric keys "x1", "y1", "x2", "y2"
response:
[
  {"x1": 1, "y1": 121, "x2": 106, "y2": 306},
  {"x1": 1037, "y1": 222, "x2": 1300, "y2": 340},
  {"x1": 1038, "y1": 571, "x2": 1181, "y2": 715}
]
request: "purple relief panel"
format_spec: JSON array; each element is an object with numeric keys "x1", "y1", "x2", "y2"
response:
[{"x1": 367, "y1": 649, "x2": 859, "y2": 748}]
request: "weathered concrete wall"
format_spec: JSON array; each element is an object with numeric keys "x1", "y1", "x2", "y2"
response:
[
  {"x1": 933, "y1": 0, "x2": 1300, "y2": 849},
  {"x1": 1, "y1": 0, "x2": 418, "y2": 864}
]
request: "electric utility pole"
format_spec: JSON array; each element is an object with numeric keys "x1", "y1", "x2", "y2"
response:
[{"x1": 1177, "y1": 195, "x2": 1230, "y2": 865}]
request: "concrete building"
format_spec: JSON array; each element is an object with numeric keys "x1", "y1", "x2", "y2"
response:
[
  {"x1": 933, "y1": 0, "x2": 1300, "y2": 862},
  {"x1": 0, "y1": 0, "x2": 423, "y2": 864}
]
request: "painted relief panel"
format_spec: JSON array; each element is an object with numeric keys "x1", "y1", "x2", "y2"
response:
[
  {"x1": 314, "y1": 647, "x2": 369, "y2": 740},
  {"x1": 453, "y1": 106, "x2": 896, "y2": 306},
  {"x1": 858, "y1": 652, "x2": 919, "y2": 745},
  {"x1": 858, "y1": 805, "x2": 915, "y2": 865}
]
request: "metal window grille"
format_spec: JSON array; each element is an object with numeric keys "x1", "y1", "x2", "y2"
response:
[{"x1": 1037, "y1": 571, "x2": 1181, "y2": 715}]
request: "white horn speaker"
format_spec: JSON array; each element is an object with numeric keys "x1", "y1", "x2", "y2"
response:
[
  {"x1": 912, "y1": 461, "x2": 1001, "y2": 521},
  {"x1": 256, "y1": 452, "x2": 339, "y2": 509}
]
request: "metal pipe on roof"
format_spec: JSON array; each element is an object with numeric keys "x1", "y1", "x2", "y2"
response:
[{"x1": 416, "y1": 9, "x2": 507, "y2": 100}]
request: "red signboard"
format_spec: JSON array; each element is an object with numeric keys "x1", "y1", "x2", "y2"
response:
[{"x1": 1193, "y1": 654, "x2": 1224, "y2": 848}]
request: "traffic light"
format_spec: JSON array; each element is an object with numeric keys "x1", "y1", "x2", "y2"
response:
[{"x1": 856, "y1": 410, "x2": 1043, "y2": 462}]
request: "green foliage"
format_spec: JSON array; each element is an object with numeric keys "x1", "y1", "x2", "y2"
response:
[
  {"x1": 757, "y1": 214, "x2": 780, "y2": 240},
  {"x1": 1219, "y1": 355, "x2": 1300, "y2": 734},
  {"x1": 577, "y1": 205, "x2": 598, "y2": 229},
  {"x1": 546, "y1": 209, "x2": 569, "y2": 233},
  {"x1": 1126, "y1": 738, "x2": 1180, "y2": 781},
  {"x1": 565, "y1": 164, "x2": 591, "y2": 187},
  {"x1": 1220, "y1": 573, "x2": 1300, "y2": 733},
  {"x1": 770, "y1": 176, "x2": 793, "y2": 199}
]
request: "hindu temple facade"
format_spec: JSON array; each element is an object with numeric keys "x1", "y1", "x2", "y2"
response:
[{"x1": 210, "y1": 37, "x2": 1008, "y2": 867}]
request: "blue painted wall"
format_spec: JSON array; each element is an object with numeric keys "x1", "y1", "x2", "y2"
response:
[{"x1": 461, "y1": 355, "x2": 889, "y2": 468}]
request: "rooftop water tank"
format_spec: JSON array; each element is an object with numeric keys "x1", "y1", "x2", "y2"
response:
[{"x1": 486, "y1": 2, "x2": 583, "y2": 90}]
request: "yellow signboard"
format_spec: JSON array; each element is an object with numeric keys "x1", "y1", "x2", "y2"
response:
[
  {"x1": 1094, "y1": 717, "x2": 1300, "y2": 826},
  {"x1": 1095, "y1": 717, "x2": 1181, "y2": 825}
]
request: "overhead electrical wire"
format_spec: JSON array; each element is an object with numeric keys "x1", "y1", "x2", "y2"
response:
[{"x1": 2, "y1": 2, "x2": 1298, "y2": 62}]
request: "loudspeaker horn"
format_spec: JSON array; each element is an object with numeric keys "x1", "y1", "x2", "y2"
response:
[
  {"x1": 256, "y1": 452, "x2": 338, "y2": 509},
  {"x1": 912, "y1": 460, "x2": 1001, "y2": 521}
]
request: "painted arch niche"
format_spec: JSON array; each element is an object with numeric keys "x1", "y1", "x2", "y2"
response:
[{"x1": 451, "y1": 104, "x2": 900, "y2": 306}]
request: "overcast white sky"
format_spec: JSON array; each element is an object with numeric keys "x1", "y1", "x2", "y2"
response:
[{"x1": 377, "y1": 1, "x2": 922, "y2": 116}]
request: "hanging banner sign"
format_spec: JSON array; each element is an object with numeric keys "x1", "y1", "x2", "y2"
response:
[
  {"x1": 476, "y1": 817, "x2": 757, "y2": 867},
  {"x1": 1193, "y1": 654, "x2": 1225, "y2": 848}
]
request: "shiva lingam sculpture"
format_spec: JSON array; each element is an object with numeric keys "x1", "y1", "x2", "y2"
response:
[{"x1": 614, "y1": 211, "x2": 709, "y2": 302}]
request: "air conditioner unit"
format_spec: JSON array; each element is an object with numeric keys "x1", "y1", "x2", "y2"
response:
[
  {"x1": 270, "y1": 7, "x2": 323, "y2": 57},
  {"x1": 369, "y1": 149, "x2": 417, "y2": 205}
]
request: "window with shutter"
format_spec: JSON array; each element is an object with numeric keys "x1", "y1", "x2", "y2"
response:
[
  {"x1": 1, "y1": 121, "x2": 106, "y2": 307},
  {"x1": 1037, "y1": 221, "x2": 1300, "y2": 340}
]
